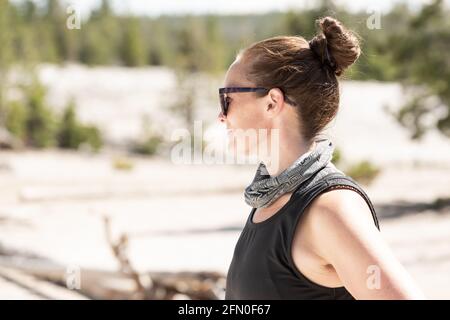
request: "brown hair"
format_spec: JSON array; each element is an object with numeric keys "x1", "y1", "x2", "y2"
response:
[{"x1": 238, "y1": 16, "x2": 361, "y2": 142}]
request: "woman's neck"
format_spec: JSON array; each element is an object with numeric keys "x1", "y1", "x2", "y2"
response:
[{"x1": 263, "y1": 131, "x2": 315, "y2": 177}]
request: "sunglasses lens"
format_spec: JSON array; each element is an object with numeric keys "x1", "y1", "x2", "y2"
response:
[{"x1": 220, "y1": 94, "x2": 227, "y2": 116}]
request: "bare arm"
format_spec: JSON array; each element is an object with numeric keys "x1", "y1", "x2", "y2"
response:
[{"x1": 307, "y1": 190, "x2": 425, "y2": 299}]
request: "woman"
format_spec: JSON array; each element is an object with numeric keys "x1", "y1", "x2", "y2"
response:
[{"x1": 219, "y1": 17, "x2": 424, "y2": 300}]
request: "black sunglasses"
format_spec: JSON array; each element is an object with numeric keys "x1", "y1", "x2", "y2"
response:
[{"x1": 218, "y1": 87, "x2": 297, "y2": 116}]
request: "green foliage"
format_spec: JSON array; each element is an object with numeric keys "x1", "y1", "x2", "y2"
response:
[
  {"x1": 345, "y1": 160, "x2": 380, "y2": 185},
  {"x1": 331, "y1": 147, "x2": 341, "y2": 165},
  {"x1": 144, "y1": 19, "x2": 173, "y2": 66},
  {"x1": 132, "y1": 115, "x2": 164, "y2": 156},
  {"x1": 331, "y1": 148, "x2": 379, "y2": 185},
  {"x1": 388, "y1": 0, "x2": 450, "y2": 139},
  {"x1": 112, "y1": 157, "x2": 134, "y2": 171},
  {"x1": 81, "y1": 125, "x2": 102, "y2": 151},
  {"x1": 5, "y1": 100, "x2": 27, "y2": 139},
  {"x1": 79, "y1": 0, "x2": 120, "y2": 65},
  {"x1": 0, "y1": 0, "x2": 446, "y2": 79},
  {"x1": 120, "y1": 18, "x2": 147, "y2": 67},
  {"x1": 0, "y1": 1, "x2": 13, "y2": 68},
  {"x1": 283, "y1": 9, "x2": 319, "y2": 38},
  {"x1": 170, "y1": 72, "x2": 196, "y2": 132},
  {"x1": 3, "y1": 80, "x2": 102, "y2": 151},
  {"x1": 133, "y1": 135, "x2": 163, "y2": 156},
  {"x1": 57, "y1": 99, "x2": 103, "y2": 151},
  {"x1": 203, "y1": 15, "x2": 227, "y2": 73},
  {"x1": 79, "y1": 25, "x2": 113, "y2": 65},
  {"x1": 57, "y1": 100, "x2": 80, "y2": 148},
  {"x1": 0, "y1": 0, "x2": 14, "y2": 122},
  {"x1": 173, "y1": 17, "x2": 211, "y2": 73},
  {"x1": 24, "y1": 81, "x2": 57, "y2": 148}
]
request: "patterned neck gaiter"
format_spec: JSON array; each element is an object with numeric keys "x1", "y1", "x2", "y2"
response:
[{"x1": 244, "y1": 138, "x2": 335, "y2": 208}]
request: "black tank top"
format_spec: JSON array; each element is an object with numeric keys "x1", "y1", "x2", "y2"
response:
[{"x1": 225, "y1": 164, "x2": 380, "y2": 300}]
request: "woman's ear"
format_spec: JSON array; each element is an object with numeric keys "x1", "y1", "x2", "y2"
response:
[{"x1": 266, "y1": 88, "x2": 285, "y2": 115}]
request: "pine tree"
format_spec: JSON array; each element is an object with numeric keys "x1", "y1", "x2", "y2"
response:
[
  {"x1": 0, "y1": 0, "x2": 14, "y2": 126},
  {"x1": 120, "y1": 17, "x2": 147, "y2": 67}
]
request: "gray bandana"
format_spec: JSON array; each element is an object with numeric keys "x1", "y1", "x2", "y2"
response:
[{"x1": 244, "y1": 138, "x2": 335, "y2": 208}]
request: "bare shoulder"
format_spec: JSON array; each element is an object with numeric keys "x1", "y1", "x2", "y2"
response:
[
  {"x1": 294, "y1": 187, "x2": 380, "y2": 266},
  {"x1": 296, "y1": 187, "x2": 381, "y2": 262},
  {"x1": 302, "y1": 187, "x2": 378, "y2": 233}
]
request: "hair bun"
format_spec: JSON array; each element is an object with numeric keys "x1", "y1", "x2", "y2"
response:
[{"x1": 309, "y1": 16, "x2": 361, "y2": 76}]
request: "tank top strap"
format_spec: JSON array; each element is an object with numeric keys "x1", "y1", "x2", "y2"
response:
[
  {"x1": 322, "y1": 173, "x2": 380, "y2": 230},
  {"x1": 284, "y1": 170, "x2": 381, "y2": 250}
]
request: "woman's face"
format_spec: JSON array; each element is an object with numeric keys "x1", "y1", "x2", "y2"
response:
[{"x1": 218, "y1": 60, "x2": 272, "y2": 157}]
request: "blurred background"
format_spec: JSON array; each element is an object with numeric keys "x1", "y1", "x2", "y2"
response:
[{"x1": 0, "y1": 0, "x2": 449, "y2": 299}]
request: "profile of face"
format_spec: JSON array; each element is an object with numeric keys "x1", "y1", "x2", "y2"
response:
[
  {"x1": 217, "y1": 18, "x2": 361, "y2": 164},
  {"x1": 218, "y1": 59, "x2": 289, "y2": 159}
]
